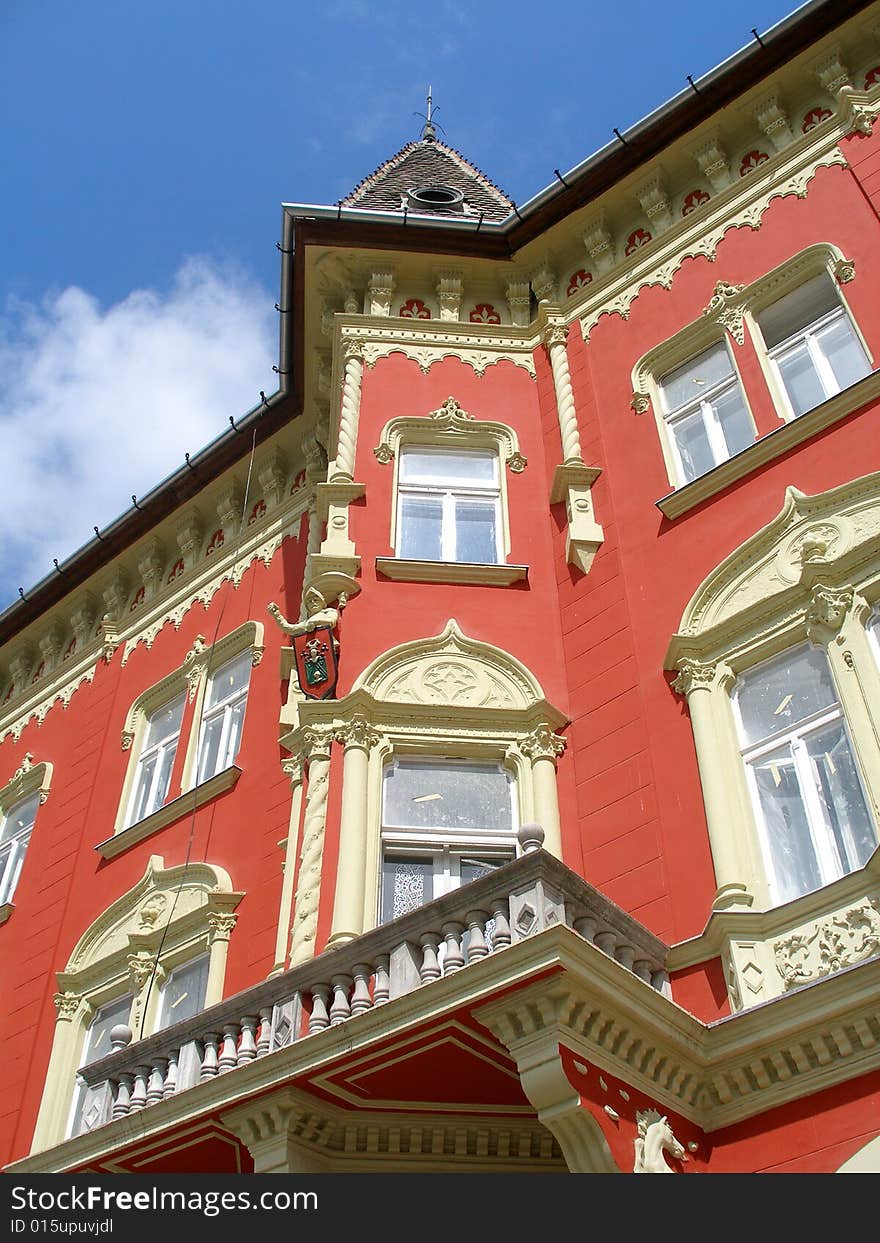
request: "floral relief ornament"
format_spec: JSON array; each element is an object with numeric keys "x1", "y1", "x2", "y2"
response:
[{"x1": 775, "y1": 900, "x2": 880, "y2": 989}]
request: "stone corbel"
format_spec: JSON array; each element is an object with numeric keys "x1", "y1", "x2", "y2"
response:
[
  {"x1": 690, "y1": 134, "x2": 731, "y2": 193},
  {"x1": 257, "y1": 448, "x2": 288, "y2": 506},
  {"x1": 137, "y1": 537, "x2": 165, "y2": 598},
  {"x1": 582, "y1": 215, "x2": 616, "y2": 272},
  {"x1": 367, "y1": 270, "x2": 396, "y2": 317},
  {"x1": 505, "y1": 278, "x2": 531, "y2": 327},
  {"x1": 752, "y1": 92, "x2": 793, "y2": 152},
  {"x1": 635, "y1": 172, "x2": 673, "y2": 233},
  {"x1": 530, "y1": 263, "x2": 557, "y2": 303},
  {"x1": 175, "y1": 511, "x2": 204, "y2": 568},
  {"x1": 435, "y1": 271, "x2": 463, "y2": 321},
  {"x1": 812, "y1": 46, "x2": 851, "y2": 95}
]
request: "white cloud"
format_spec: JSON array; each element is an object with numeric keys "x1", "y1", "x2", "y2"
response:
[{"x1": 0, "y1": 257, "x2": 276, "y2": 606}]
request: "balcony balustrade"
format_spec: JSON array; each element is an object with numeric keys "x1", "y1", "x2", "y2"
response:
[{"x1": 73, "y1": 826, "x2": 669, "y2": 1136}]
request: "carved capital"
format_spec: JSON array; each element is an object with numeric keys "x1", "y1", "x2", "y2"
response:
[
  {"x1": 543, "y1": 322, "x2": 569, "y2": 350},
  {"x1": 207, "y1": 912, "x2": 238, "y2": 940},
  {"x1": 335, "y1": 715, "x2": 380, "y2": 751},
  {"x1": 520, "y1": 725, "x2": 567, "y2": 763},
  {"x1": 127, "y1": 952, "x2": 157, "y2": 993},
  {"x1": 53, "y1": 992, "x2": 83, "y2": 1021},
  {"x1": 299, "y1": 727, "x2": 335, "y2": 764},
  {"x1": 673, "y1": 658, "x2": 717, "y2": 697},
  {"x1": 530, "y1": 264, "x2": 557, "y2": 303}
]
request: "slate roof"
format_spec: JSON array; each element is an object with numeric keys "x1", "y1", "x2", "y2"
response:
[{"x1": 341, "y1": 138, "x2": 513, "y2": 220}]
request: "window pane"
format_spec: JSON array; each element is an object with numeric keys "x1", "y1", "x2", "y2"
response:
[
  {"x1": 1, "y1": 792, "x2": 39, "y2": 843},
  {"x1": 750, "y1": 746, "x2": 823, "y2": 903},
  {"x1": 206, "y1": 651, "x2": 251, "y2": 710},
  {"x1": 383, "y1": 761, "x2": 513, "y2": 832},
  {"x1": 197, "y1": 716, "x2": 223, "y2": 784},
  {"x1": 154, "y1": 741, "x2": 177, "y2": 808},
  {"x1": 737, "y1": 647, "x2": 838, "y2": 746},
  {"x1": 70, "y1": 994, "x2": 133, "y2": 1137},
  {"x1": 0, "y1": 835, "x2": 29, "y2": 905},
  {"x1": 712, "y1": 385, "x2": 753, "y2": 457},
  {"x1": 805, "y1": 721, "x2": 876, "y2": 874},
  {"x1": 670, "y1": 410, "x2": 716, "y2": 482},
  {"x1": 130, "y1": 753, "x2": 158, "y2": 823},
  {"x1": 757, "y1": 274, "x2": 841, "y2": 348},
  {"x1": 660, "y1": 345, "x2": 733, "y2": 413},
  {"x1": 157, "y1": 956, "x2": 209, "y2": 1029},
  {"x1": 399, "y1": 496, "x2": 443, "y2": 560},
  {"x1": 144, "y1": 695, "x2": 185, "y2": 748},
  {"x1": 400, "y1": 449, "x2": 496, "y2": 486},
  {"x1": 459, "y1": 856, "x2": 508, "y2": 886},
  {"x1": 381, "y1": 856, "x2": 433, "y2": 921},
  {"x1": 815, "y1": 316, "x2": 871, "y2": 392},
  {"x1": 776, "y1": 341, "x2": 826, "y2": 416},
  {"x1": 454, "y1": 500, "x2": 498, "y2": 563}
]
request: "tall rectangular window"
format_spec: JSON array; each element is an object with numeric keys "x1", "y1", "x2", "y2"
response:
[
  {"x1": 196, "y1": 651, "x2": 251, "y2": 784},
  {"x1": 68, "y1": 994, "x2": 133, "y2": 1137},
  {"x1": 757, "y1": 273, "x2": 871, "y2": 418},
  {"x1": 658, "y1": 343, "x2": 754, "y2": 484},
  {"x1": 397, "y1": 448, "x2": 501, "y2": 564},
  {"x1": 380, "y1": 758, "x2": 516, "y2": 922},
  {"x1": 0, "y1": 791, "x2": 40, "y2": 906},
  {"x1": 734, "y1": 645, "x2": 877, "y2": 905},
  {"x1": 156, "y1": 955, "x2": 210, "y2": 1030},
  {"x1": 126, "y1": 694, "x2": 185, "y2": 827}
]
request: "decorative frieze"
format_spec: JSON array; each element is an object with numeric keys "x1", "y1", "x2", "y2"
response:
[{"x1": 774, "y1": 900, "x2": 880, "y2": 990}]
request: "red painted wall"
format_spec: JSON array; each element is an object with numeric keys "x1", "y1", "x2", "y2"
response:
[{"x1": 0, "y1": 524, "x2": 308, "y2": 1166}]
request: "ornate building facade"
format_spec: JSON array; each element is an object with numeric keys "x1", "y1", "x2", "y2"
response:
[{"x1": 3, "y1": 0, "x2": 880, "y2": 1175}]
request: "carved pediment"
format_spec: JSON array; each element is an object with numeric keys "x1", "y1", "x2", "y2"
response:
[
  {"x1": 353, "y1": 620, "x2": 545, "y2": 711},
  {"x1": 671, "y1": 473, "x2": 880, "y2": 653}
]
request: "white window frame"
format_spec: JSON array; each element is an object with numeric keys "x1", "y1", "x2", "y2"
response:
[
  {"x1": 0, "y1": 790, "x2": 40, "y2": 908},
  {"x1": 761, "y1": 296, "x2": 871, "y2": 421},
  {"x1": 124, "y1": 693, "x2": 185, "y2": 828},
  {"x1": 658, "y1": 342, "x2": 752, "y2": 485},
  {"x1": 733, "y1": 650, "x2": 875, "y2": 904},
  {"x1": 396, "y1": 447, "x2": 503, "y2": 564},
  {"x1": 195, "y1": 651, "x2": 251, "y2": 785},
  {"x1": 0, "y1": 758, "x2": 52, "y2": 919}
]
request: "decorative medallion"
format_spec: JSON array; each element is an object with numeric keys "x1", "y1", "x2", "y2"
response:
[
  {"x1": 292, "y1": 626, "x2": 339, "y2": 700},
  {"x1": 739, "y1": 149, "x2": 770, "y2": 176},
  {"x1": 129, "y1": 587, "x2": 145, "y2": 612},
  {"x1": 469, "y1": 303, "x2": 501, "y2": 324},
  {"x1": 566, "y1": 269, "x2": 593, "y2": 296},
  {"x1": 624, "y1": 228, "x2": 652, "y2": 256},
  {"x1": 166, "y1": 558, "x2": 184, "y2": 584},
  {"x1": 399, "y1": 299, "x2": 431, "y2": 319},
  {"x1": 802, "y1": 106, "x2": 832, "y2": 133},
  {"x1": 681, "y1": 188, "x2": 710, "y2": 216},
  {"x1": 206, "y1": 529, "x2": 225, "y2": 556},
  {"x1": 248, "y1": 499, "x2": 267, "y2": 526},
  {"x1": 865, "y1": 66, "x2": 880, "y2": 89}
]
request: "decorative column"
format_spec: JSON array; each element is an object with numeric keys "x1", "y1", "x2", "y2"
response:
[
  {"x1": 519, "y1": 726, "x2": 566, "y2": 859},
  {"x1": 31, "y1": 993, "x2": 86, "y2": 1152},
  {"x1": 289, "y1": 729, "x2": 334, "y2": 965},
  {"x1": 808, "y1": 585, "x2": 880, "y2": 822},
  {"x1": 673, "y1": 659, "x2": 754, "y2": 910},
  {"x1": 312, "y1": 337, "x2": 365, "y2": 584},
  {"x1": 542, "y1": 316, "x2": 605, "y2": 575},
  {"x1": 327, "y1": 717, "x2": 380, "y2": 947},
  {"x1": 270, "y1": 756, "x2": 305, "y2": 977},
  {"x1": 206, "y1": 911, "x2": 238, "y2": 1002}
]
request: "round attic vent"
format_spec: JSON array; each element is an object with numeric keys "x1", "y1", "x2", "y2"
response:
[{"x1": 407, "y1": 185, "x2": 464, "y2": 210}]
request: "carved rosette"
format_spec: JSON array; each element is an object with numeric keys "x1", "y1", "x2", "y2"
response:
[
  {"x1": 507, "y1": 452, "x2": 528, "y2": 473},
  {"x1": 630, "y1": 391, "x2": 651, "y2": 415},
  {"x1": 832, "y1": 257, "x2": 856, "y2": 284},
  {"x1": 373, "y1": 443, "x2": 395, "y2": 465},
  {"x1": 520, "y1": 725, "x2": 567, "y2": 763}
]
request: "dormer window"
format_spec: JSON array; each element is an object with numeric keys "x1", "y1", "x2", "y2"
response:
[{"x1": 407, "y1": 185, "x2": 464, "y2": 211}]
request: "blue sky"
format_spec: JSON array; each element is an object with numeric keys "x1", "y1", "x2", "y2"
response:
[{"x1": 0, "y1": 0, "x2": 800, "y2": 609}]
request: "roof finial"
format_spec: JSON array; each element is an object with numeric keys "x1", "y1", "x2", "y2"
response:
[{"x1": 421, "y1": 84, "x2": 437, "y2": 142}]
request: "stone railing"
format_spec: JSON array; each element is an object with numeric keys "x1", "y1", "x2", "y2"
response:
[{"x1": 73, "y1": 826, "x2": 669, "y2": 1136}]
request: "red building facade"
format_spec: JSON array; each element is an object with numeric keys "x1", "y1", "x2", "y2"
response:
[{"x1": 3, "y1": 0, "x2": 880, "y2": 1175}]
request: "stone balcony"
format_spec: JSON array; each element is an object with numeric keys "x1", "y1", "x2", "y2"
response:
[{"x1": 73, "y1": 826, "x2": 669, "y2": 1140}]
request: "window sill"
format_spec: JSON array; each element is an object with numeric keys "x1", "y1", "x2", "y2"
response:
[
  {"x1": 656, "y1": 368, "x2": 880, "y2": 520},
  {"x1": 0, "y1": 901, "x2": 13, "y2": 926},
  {"x1": 95, "y1": 766, "x2": 242, "y2": 860},
  {"x1": 375, "y1": 558, "x2": 529, "y2": 586}
]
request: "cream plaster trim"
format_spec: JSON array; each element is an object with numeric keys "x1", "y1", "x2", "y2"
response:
[
  {"x1": 31, "y1": 855, "x2": 242, "y2": 1154},
  {"x1": 572, "y1": 119, "x2": 856, "y2": 342},
  {"x1": 0, "y1": 754, "x2": 53, "y2": 814},
  {"x1": 375, "y1": 558, "x2": 528, "y2": 586},
  {"x1": 666, "y1": 473, "x2": 880, "y2": 999},
  {"x1": 279, "y1": 621, "x2": 568, "y2": 946},
  {"x1": 95, "y1": 766, "x2": 241, "y2": 859},
  {"x1": 0, "y1": 901, "x2": 13, "y2": 925},
  {"x1": 657, "y1": 368, "x2": 880, "y2": 519},
  {"x1": 16, "y1": 925, "x2": 880, "y2": 1171},
  {"x1": 113, "y1": 622, "x2": 262, "y2": 837}
]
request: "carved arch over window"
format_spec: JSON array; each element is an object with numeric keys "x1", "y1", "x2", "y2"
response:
[
  {"x1": 284, "y1": 620, "x2": 568, "y2": 949},
  {"x1": 32, "y1": 855, "x2": 243, "y2": 1153},
  {"x1": 665, "y1": 473, "x2": 880, "y2": 1009}
]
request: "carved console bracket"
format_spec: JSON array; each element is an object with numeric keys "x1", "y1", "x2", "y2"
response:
[{"x1": 550, "y1": 461, "x2": 604, "y2": 575}]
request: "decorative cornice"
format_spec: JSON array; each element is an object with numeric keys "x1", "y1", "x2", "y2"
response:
[{"x1": 373, "y1": 398, "x2": 527, "y2": 476}]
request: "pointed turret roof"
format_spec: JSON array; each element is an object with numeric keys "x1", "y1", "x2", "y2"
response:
[{"x1": 341, "y1": 136, "x2": 513, "y2": 222}]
